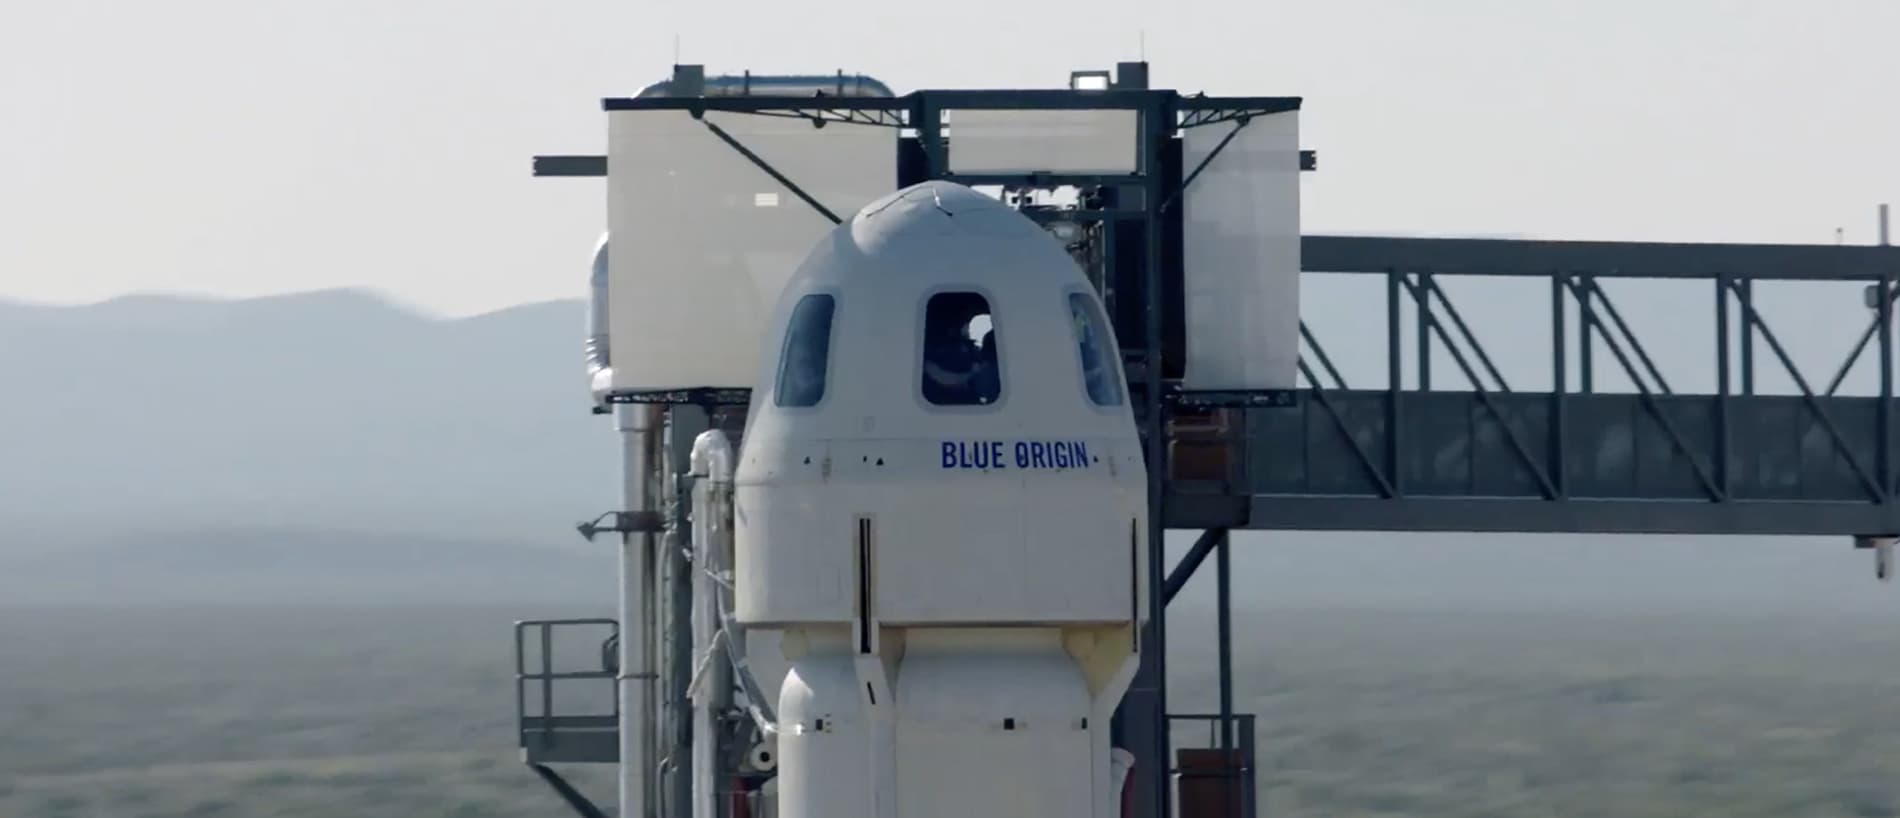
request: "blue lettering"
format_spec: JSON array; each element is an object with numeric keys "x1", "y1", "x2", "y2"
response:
[{"x1": 946, "y1": 440, "x2": 1094, "y2": 470}]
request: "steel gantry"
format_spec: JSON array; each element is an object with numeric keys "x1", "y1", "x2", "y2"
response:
[{"x1": 515, "y1": 62, "x2": 1900, "y2": 818}]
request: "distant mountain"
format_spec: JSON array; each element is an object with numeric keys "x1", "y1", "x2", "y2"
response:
[
  {"x1": 0, "y1": 289, "x2": 619, "y2": 563},
  {"x1": 3, "y1": 288, "x2": 1893, "y2": 614},
  {"x1": 0, "y1": 525, "x2": 614, "y2": 605}
]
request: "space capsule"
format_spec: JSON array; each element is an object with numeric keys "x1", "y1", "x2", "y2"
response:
[{"x1": 733, "y1": 181, "x2": 1150, "y2": 818}]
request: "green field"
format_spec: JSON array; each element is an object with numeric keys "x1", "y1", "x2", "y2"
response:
[{"x1": 3, "y1": 604, "x2": 1897, "y2": 817}]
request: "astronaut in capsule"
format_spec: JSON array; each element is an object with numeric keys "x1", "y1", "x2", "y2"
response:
[{"x1": 921, "y1": 293, "x2": 999, "y2": 406}]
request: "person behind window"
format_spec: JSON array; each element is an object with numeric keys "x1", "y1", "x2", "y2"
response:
[
  {"x1": 972, "y1": 326, "x2": 1000, "y2": 402},
  {"x1": 923, "y1": 307, "x2": 981, "y2": 404},
  {"x1": 1070, "y1": 294, "x2": 1119, "y2": 406}
]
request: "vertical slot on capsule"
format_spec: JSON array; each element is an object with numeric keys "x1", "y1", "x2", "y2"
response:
[
  {"x1": 1129, "y1": 516, "x2": 1140, "y2": 652},
  {"x1": 855, "y1": 515, "x2": 875, "y2": 655}
]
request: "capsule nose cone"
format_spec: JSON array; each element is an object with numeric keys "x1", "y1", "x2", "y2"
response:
[
  {"x1": 847, "y1": 181, "x2": 1050, "y2": 255},
  {"x1": 861, "y1": 180, "x2": 1007, "y2": 221}
]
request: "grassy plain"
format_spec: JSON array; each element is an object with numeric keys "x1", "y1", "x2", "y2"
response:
[{"x1": 3, "y1": 604, "x2": 1898, "y2": 817}]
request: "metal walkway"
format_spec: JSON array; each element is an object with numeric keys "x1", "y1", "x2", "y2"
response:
[{"x1": 1166, "y1": 234, "x2": 1900, "y2": 538}]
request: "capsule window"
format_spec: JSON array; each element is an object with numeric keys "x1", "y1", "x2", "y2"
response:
[
  {"x1": 921, "y1": 292, "x2": 1001, "y2": 406},
  {"x1": 1068, "y1": 292, "x2": 1122, "y2": 407},
  {"x1": 775, "y1": 294, "x2": 836, "y2": 408}
]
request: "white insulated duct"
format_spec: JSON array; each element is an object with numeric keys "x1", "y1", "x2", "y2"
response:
[
  {"x1": 586, "y1": 233, "x2": 613, "y2": 403},
  {"x1": 688, "y1": 430, "x2": 737, "y2": 818},
  {"x1": 689, "y1": 427, "x2": 737, "y2": 484},
  {"x1": 585, "y1": 71, "x2": 896, "y2": 407}
]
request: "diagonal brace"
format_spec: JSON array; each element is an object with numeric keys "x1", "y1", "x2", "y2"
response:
[
  {"x1": 1727, "y1": 280, "x2": 1885, "y2": 501},
  {"x1": 529, "y1": 764, "x2": 611, "y2": 818},
  {"x1": 1585, "y1": 279, "x2": 1674, "y2": 394},
  {"x1": 1160, "y1": 117, "x2": 1251, "y2": 213},
  {"x1": 1300, "y1": 320, "x2": 1350, "y2": 390},
  {"x1": 1164, "y1": 528, "x2": 1227, "y2": 604},
  {"x1": 1423, "y1": 277, "x2": 1511, "y2": 391},
  {"x1": 698, "y1": 117, "x2": 843, "y2": 225},
  {"x1": 1564, "y1": 277, "x2": 1724, "y2": 500},
  {"x1": 1403, "y1": 276, "x2": 1558, "y2": 499},
  {"x1": 1826, "y1": 284, "x2": 1900, "y2": 396},
  {"x1": 1298, "y1": 359, "x2": 1398, "y2": 498}
]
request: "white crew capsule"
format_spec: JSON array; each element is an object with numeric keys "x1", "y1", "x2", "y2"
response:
[{"x1": 734, "y1": 180, "x2": 1149, "y2": 818}]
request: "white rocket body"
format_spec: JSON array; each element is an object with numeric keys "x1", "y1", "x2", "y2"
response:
[{"x1": 734, "y1": 181, "x2": 1150, "y2": 818}]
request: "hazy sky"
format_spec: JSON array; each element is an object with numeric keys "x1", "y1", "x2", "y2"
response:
[{"x1": 5, "y1": 0, "x2": 1900, "y2": 317}]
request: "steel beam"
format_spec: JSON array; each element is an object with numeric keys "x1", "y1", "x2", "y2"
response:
[
  {"x1": 1741, "y1": 278, "x2": 1756, "y2": 395},
  {"x1": 530, "y1": 764, "x2": 612, "y2": 818},
  {"x1": 1169, "y1": 496, "x2": 1900, "y2": 536},
  {"x1": 1715, "y1": 275, "x2": 1732, "y2": 498},
  {"x1": 1550, "y1": 272, "x2": 1568, "y2": 498},
  {"x1": 946, "y1": 172, "x2": 1144, "y2": 188},
  {"x1": 1883, "y1": 275, "x2": 1895, "y2": 495},
  {"x1": 1136, "y1": 92, "x2": 1173, "y2": 818},
  {"x1": 603, "y1": 96, "x2": 907, "y2": 113},
  {"x1": 533, "y1": 155, "x2": 608, "y2": 177},
  {"x1": 1385, "y1": 269, "x2": 1404, "y2": 495},
  {"x1": 1303, "y1": 235, "x2": 1900, "y2": 280},
  {"x1": 1214, "y1": 530, "x2": 1234, "y2": 756},
  {"x1": 1162, "y1": 528, "x2": 1226, "y2": 604},
  {"x1": 699, "y1": 120, "x2": 842, "y2": 224}
]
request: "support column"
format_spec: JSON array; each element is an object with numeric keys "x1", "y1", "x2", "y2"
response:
[
  {"x1": 1878, "y1": 275, "x2": 1893, "y2": 495},
  {"x1": 1415, "y1": 272, "x2": 1432, "y2": 391},
  {"x1": 1740, "y1": 279, "x2": 1756, "y2": 395},
  {"x1": 1117, "y1": 625, "x2": 1166, "y2": 818},
  {"x1": 618, "y1": 404, "x2": 658, "y2": 818},
  {"x1": 664, "y1": 407, "x2": 710, "y2": 818},
  {"x1": 1216, "y1": 530, "x2": 1242, "y2": 817},
  {"x1": 1116, "y1": 91, "x2": 1175, "y2": 818},
  {"x1": 1216, "y1": 531, "x2": 1233, "y2": 754}
]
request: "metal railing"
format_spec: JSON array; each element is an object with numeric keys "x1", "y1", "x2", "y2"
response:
[
  {"x1": 1169, "y1": 712, "x2": 1257, "y2": 818},
  {"x1": 515, "y1": 617, "x2": 620, "y2": 764}
]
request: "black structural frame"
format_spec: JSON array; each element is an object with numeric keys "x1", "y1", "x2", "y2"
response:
[
  {"x1": 1189, "y1": 236, "x2": 1900, "y2": 537},
  {"x1": 546, "y1": 66, "x2": 1297, "y2": 818},
  {"x1": 530, "y1": 62, "x2": 1900, "y2": 818}
]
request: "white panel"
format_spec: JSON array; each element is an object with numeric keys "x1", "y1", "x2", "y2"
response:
[
  {"x1": 946, "y1": 109, "x2": 1138, "y2": 175},
  {"x1": 606, "y1": 110, "x2": 894, "y2": 391},
  {"x1": 1182, "y1": 111, "x2": 1303, "y2": 390},
  {"x1": 777, "y1": 647, "x2": 873, "y2": 818},
  {"x1": 893, "y1": 630, "x2": 1093, "y2": 818}
]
